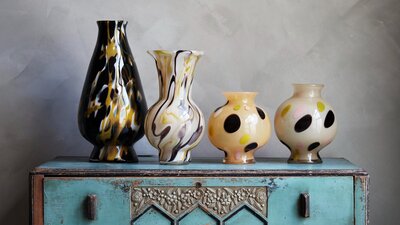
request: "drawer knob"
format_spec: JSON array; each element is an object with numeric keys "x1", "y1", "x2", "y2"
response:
[
  {"x1": 195, "y1": 182, "x2": 202, "y2": 188},
  {"x1": 86, "y1": 194, "x2": 97, "y2": 220},
  {"x1": 299, "y1": 193, "x2": 310, "y2": 218}
]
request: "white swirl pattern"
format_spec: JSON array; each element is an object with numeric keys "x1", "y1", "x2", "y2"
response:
[{"x1": 145, "y1": 50, "x2": 205, "y2": 164}]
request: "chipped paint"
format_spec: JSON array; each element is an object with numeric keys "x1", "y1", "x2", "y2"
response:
[{"x1": 32, "y1": 158, "x2": 368, "y2": 224}]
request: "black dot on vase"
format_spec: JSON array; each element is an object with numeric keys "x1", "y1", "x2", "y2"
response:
[
  {"x1": 256, "y1": 107, "x2": 266, "y2": 120},
  {"x1": 244, "y1": 142, "x2": 258, "y2": 152},
  {"x1": 279, "y1": 140, "x2": 291, "y2": 150},
  {"x1": 324, "y1": 110, "x2": 335, "y2": 128},
  {"x1": 294, "y1": 114, "x2": 312, "y2": 133},
  {"x1": 308, "y1": 142, "x2": 320, "y2": 151},
  {"x1": 224, "y1": 114, "x2": 241, "y2": 133}
]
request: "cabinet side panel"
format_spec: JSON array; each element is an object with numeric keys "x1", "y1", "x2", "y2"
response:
[
  {"x1": 30, "y1": 174, "x2": 44, "y2": 225},
  {"x1": 354, "y1": 175, "x2": 369, "y2": 225}
]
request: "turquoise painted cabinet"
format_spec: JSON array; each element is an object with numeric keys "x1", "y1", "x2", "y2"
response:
[{"x1": 30, "y1": 157, "x2": 368, "y2": 225}]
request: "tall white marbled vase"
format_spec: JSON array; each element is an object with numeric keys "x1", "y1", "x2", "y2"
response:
[{"x1": 145, "y1": 50, "x2": 205, "y2": 164}]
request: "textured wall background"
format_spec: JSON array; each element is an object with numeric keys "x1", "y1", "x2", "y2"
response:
[{"x1": 0, "y1": 0, "x2": 399, "y2": 224}]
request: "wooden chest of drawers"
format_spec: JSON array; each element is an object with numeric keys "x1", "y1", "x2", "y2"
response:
[{"x1": 30, "y1": 157, "x2": 368, "y2": 225}]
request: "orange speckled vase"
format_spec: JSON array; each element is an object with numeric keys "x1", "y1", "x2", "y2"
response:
[{"x1": 208, "y1": 92, "x2": 272, "y2": 164}]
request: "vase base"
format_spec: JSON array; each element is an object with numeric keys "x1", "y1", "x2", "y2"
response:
[
  {"x1": 223, "y1": 158, "x2": 256, "y2": 164},
  {"x1": 89, "y1": 145, "x2": 138, "y2": 163},
  {"x1": 287, "y1": 158, "x2": 323, "y2": 164},
  {"x1": 159, "y1": 160, "x2": 191, "y2": 165}
]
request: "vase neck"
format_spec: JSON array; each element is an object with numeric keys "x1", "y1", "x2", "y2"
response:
[
  {"x1": 96, "y1": 20, "x2": 128, "y2": 50},
  {"x1": 148, "y1": 50, "x2": 203, "y2": 100},
  {"x1": 292, "y1": 84, "x2": 323, "y2": 98},
  {"x1": 224, "y1": 92, "x2": 257, "y2": 105}
]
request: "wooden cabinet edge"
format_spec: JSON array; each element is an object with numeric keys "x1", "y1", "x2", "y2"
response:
[{"x1": 30, "y1": 174, "x2": 44, "y2": 225}]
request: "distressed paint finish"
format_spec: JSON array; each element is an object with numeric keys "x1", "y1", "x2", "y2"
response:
[
  {"x1": 224, "y1": 206, "x2": 267, "y2": 225},
  {"x1": 32, "y1": 157, "x2": 368, "y2": 225},
  {"x1": 268, "y1": 176, "x2": 354, "y2": 224},
  {"x1": 179, "y1": 207, "x2": 218, "y2": 225},
  {"x1": 43, "y1": 176, "x2": 354, "y2": 225},
  {"x1": 355, "y1": 176, "x2": 369, "y2": 225},
  {"x1": 44, "y1": 179, "x2": 131, "y2": 225},
  {"x1": 133, "y1": 206, "x2": 173, "y2": 225},
  {"x1": 33, "y1": 157, "x2": 365, "y2": 177}
]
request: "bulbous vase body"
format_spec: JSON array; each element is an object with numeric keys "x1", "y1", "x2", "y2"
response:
[
  {"x1": 274, "y1": 84, "x2": 337, "y2": 163},
  {"x1": 145, "y1": 50, "x2": 205, "y2": 165},
  {"x1": 78, "y1": 21, "x2": 147, "y2": 162},
  {"x1": 208, "y1": 92, "x2": 271, "y2": 164}
]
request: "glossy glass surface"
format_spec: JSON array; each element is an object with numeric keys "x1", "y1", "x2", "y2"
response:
[
  {"x1": 78, "y1": 21, "x2": 147, "y2": 162},
  {"x1": 274, "y1": 84, "x2": 337, "y2": 163},
  {"x1": 145, "y1": 50, "x2": 205, "y2": 164},
  {"x1": 208, "y1": 92, "x2": 271, "y2": 164}
]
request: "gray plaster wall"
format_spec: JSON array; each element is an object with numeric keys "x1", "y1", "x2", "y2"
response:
[{"x1": 0, "y1": 0, "x2": 399, "y2": 224}]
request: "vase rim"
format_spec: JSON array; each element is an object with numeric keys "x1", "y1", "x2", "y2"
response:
[
  {"x1": 97, "y1": 20, "x2": 127, "y2": 24},
  {"x1": 292, "y1": 83, "x2": 324, "y2": 88},
  {"x1": 223, "y1": 91, "x2": 258, "y2": 95},
  {"x1": 148, "y1": 50, "x2": 204, "y2": 56},
  {"x1": 223, "y1": 92, "x2": 258, "y2": 99}
]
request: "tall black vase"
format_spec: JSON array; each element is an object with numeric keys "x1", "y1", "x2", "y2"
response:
[{"x1": 78, "y1": 20, "x2": 147, "y2": 162}]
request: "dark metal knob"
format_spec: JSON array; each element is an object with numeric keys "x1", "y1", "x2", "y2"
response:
[
  {"x1": 86, "y1": 194, "x2": 97, "y2": 220},
  {"x1": 195, "y1": 182, "x2": 202, "y2": 188},
  {"x1": 299, "y1": 193, "x2": 310, "y2": 218}
]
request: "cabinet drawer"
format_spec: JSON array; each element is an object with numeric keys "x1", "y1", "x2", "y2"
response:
[
  {"x1": 44, "y1": 176, "x2": 353, "y2": 225},
  {"x1": 268, "y1": 177, "x2": 354, "y2": 225},
  {"x1": 44, "y1": 178, "x2": 131, "y2": 225}
]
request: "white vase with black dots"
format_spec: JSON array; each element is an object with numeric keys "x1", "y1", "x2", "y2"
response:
[
  {"x1": 208, "y1": 92, "x2": 272, "y2": 164},
  {"x1": 274, "y1": 84, "x2": 337, "y2": 164}
]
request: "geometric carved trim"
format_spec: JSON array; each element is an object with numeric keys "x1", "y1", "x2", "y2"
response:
[
  {"x1": 131, "y1": 187, "x2": 267, "y2": 219},
  {"x1": 223, "y1": 204, "x2": 268, "y2": 224},
  {"x1": 132, "y1": 205, "x2": 173, "y2": 225}
]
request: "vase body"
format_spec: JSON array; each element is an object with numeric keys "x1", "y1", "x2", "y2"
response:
[
  {"x1": 274, "y1": 84, "x2": 337, "y2": 163},
  {"x1": 208, "y1": 92, "x2": 272, "y2": 164},
  {"x1": 145, "y1": 50, "x2": 205, "y2": 165},
  {"x1": 78, "y1": 21, "x2": 147, "y2": 163}
]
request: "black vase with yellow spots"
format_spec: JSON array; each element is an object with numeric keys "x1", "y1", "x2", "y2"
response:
[{"x1": 78, "y1": 21, "x2": 147, "y2": 163}]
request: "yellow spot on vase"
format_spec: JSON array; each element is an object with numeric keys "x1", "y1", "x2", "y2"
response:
[
  {"x1": 162, "y1": 115, "x2": 169, "y2": 124},
  {"x1": 317, "y1": 101, "x2": 325, "y2": 112},
  {"x1": 240, "y1": 134, "x2": 251, "y2": 145},
  {"x1": 166, "y1": 112, "x2": 180, "y2": 121},
  {"x1": 233, "y1": 105, "x2": 241, "y2": 111},
  {"x1": 105, "y1": 41, "x2": 118, "y2": 59},
  {"x1": 281, "y1": 105, "x2": 291, "y2": 117}
]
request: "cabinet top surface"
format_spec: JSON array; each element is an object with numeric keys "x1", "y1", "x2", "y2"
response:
[{"x1": 31, "y1": 156, "x2": 367, "y2": 176}]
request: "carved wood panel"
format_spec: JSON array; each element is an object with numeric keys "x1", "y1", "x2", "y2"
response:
[{"x1": 131, "y1": 186, "x2": 268, "y2": 219}]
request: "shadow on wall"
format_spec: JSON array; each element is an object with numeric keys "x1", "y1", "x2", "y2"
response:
[{"x1": 0, "y1": 38, "x2": 89, "y2": 224}]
